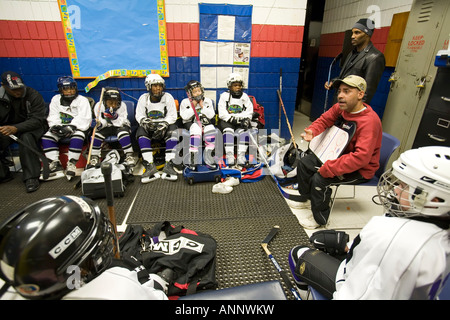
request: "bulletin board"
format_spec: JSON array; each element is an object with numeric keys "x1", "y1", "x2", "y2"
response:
[
  {"x1": 58, "y1": 0, "x2": 169, "y2": 92},
  {"x1": 199, "y1": 3, "x2": 252, "y2": 94}
]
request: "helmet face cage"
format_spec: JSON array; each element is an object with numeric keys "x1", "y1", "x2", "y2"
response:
[
  {"x1": 377, "y1": 148, "x2": 450, "y2": 218},
  {"x1": 186, "y1": 80, "x2": 204, "y2": 102},
  {"x1": 226, "y1": 73, "x2": 244, "y2": 98},
  {"x1": 145, "y1": 74, "x2": 165, "y2": 99},
  {"x1": 57, "y1": 76, "x2": 78, "y2": 99},
  {"x1": 103, "y1": 88, "x2": 122, "y2": 110}
]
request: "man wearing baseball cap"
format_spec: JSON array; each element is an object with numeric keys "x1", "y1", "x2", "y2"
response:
[
  {"x1": 0, "y1": 71, "x2": 48, "y2": 192},
  {"x1": 294, "y1": 75, "x2": 382, "y2": 229},
  {"x1": 325, "y1": 18, "x2": 385, "y2": 104}
]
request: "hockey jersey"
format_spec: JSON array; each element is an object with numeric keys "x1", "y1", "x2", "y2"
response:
[
  {"x1": 334, "y1": 215, "x2": 450, "y2": 299},
  {"x1": 47, "y1": 94, "x2": 92, "y2": 131},
  {"x1": 135, "y1": 92, "x2": 177, "y2": 125}
]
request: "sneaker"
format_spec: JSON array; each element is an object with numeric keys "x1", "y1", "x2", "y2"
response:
[
  {"x1": 222, "y1": 177, "x2": 240, "y2": 187},
  {"x1": 212, "y1": 183, "x2": 233, "y2": 194},
  {"x1": 141, "y1": 161, "x2": 160, "y2": 183},
  {"x1": 65, "y1": 159, "x2": 77, "y2": 181},
  {"x1": 287, "y1": 199, "x2": 311, "y2": 209},
  {"x1": 296, "y1": 211, "x2": 320, "y2": 230},
  {"x1": 42, "y1": 159, "x2": 65, "y2": 180},
  {"x1": 288, "y1": 246, "x2": 311, "y2": 290},
  {"x1": 161, "y1": 161, "x2": 178, "y2": 181}
]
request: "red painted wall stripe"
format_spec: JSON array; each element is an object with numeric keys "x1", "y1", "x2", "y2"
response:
[
  {"x1": 0, "y1": 20, "x2": 304, "y2": 59},
  {"x1": 318, "y1": 26, "x2": 390, "y2": 57}
]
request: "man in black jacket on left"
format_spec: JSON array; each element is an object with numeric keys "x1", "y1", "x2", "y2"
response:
[{"x1": 0, "y1": 71, "x2": 48, "y2": 192}]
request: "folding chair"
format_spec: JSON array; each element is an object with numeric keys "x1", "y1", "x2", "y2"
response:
[{"x1": 329, "y1": 132, "x2": 401, "y2": 210}]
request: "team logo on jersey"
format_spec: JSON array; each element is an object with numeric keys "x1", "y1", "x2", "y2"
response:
[
  {"x1": 59, "y1": 112, "x2": 74, "y2": 124},
  {"x1": 227, "y1": 104, "x2": 243, "y2": 114},
  {"x1": 150, "y1": 236, "x2": 204, "y2": 255},
  {"x1": 147, "y1": 110, "x2": 165, "y2": 119}
]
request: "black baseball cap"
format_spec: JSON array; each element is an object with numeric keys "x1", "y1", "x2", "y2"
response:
[{"x1": 1, "y1": 71, "x2": 25, "y2": 89}]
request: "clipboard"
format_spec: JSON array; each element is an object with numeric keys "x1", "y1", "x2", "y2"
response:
[{"x1": 309, "y1": 122, "x2": 356, "y2": 164}]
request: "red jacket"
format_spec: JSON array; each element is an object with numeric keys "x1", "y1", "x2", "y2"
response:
[{"x1": 308, "y1": 103, "x2": 382, "y2": 179}]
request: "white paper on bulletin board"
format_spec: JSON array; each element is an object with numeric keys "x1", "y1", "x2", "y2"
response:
[{"x1": 218, "y1": 15, "x2": 235, "y2": 40}]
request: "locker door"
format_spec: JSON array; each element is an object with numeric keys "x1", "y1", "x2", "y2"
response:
[{"x1": 381, "y1": 0, "x2": 449, "y2": 156}]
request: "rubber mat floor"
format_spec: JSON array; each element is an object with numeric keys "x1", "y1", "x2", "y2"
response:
[{"x1": 0, "y1": 173, "x2": 311, "y2": 300}]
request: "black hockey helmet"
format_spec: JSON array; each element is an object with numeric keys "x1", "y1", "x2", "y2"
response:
[
  {"x1": 184, "y1": 80, "x2": 204, "y2": 102},
  {"x1": 103, "y1": 87, "x2": 122, "y2": 108},
  {"x1": 57, "y1": 76, "x2": 78, "y2": 99},
  {"x1": 0, "y1": 196, "x2": 116, "y2": 299}
]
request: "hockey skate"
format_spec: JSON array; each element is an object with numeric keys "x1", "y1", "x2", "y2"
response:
[
  {"x1": 65, "y1": 159, "x2": 77, "y2": 181},
  {"x1": 161, "y1": 160, "x2": 178, "y2": 181},
  {"x1": 141, "y1": 161, "x2": 160, "y2": 183},
  {"x1": 204, "y1": 148, "x2": 217, "y2": 169},
  {"x1": 41, "y1": 159, "x2": 65, "y2": 181},
  {"x1": 225, "y1": 152, "x2": 235, "y2": 167},
  {"x1": 235, "y1": 152, "x2": 248, "y2": 170},
  {"x1": 87, "y1": 155, "x2": 99, "y2": 169}
]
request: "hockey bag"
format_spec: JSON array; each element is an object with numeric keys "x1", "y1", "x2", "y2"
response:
[
  {"x1": 119, "y1": 222, "x2": 217, "y2": 297},
  {"x1": 183, "y1": 164, "x2": 222, "y2": 185},
  {"x1": 219, "y1": 156, "x2": 266, "y2": 183},
  {"x1": 81, "y1": 150, "x2": 131, "y2": 199}
]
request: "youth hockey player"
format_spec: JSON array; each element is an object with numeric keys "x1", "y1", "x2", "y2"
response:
[
  {"x1": 135, "y1": 74, "x2": 178, "y2": 183},
  {"x1": 41, "y1": 76, "x2": 92, "y2": 180},
  {"x1": 289, "y1": 146, "x2": 450, "y2": 300},
  {"x1": 217, "y1": 73, "x2": 253, "y2": 168},
  {"x1": 90, "y1": 87, "x2": 135, "y2": 170},
  {"x1": 0, "y1": 195, "x2": 169, "y2": 300},
  {"x1": 180, "y1": 80, "x2": 217, "y2": 169}
]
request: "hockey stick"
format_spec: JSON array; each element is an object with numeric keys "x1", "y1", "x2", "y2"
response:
[
  {"x1": 261, "y1": 225, "x2": 301, "y2": 300},
  {"x1": 8, "y1": 134, "x2": 50, "y2": 180},
  {"x1": 101, "y1": 161, "x2": 120, "y2": 259},
  {"x1": 278, "y1": 68, "x2": 282, "y2": 133},
  {"x1": 247, "y1": 130, "x2": 303, "y2": 202},
  {"x1": 324, "y1": 52, "x2": 343, "y2": 113},
  {"x1": 87, "y1": 87, "x2": 106, "y2": 165},
  {"x1": 276, "y1": 90, "x2": 297, "y2": 149}
]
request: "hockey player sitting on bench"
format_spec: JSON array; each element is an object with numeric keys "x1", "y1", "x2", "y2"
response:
[{"x1": 135, "y1": 74, "x2": 179, "y2": 183}]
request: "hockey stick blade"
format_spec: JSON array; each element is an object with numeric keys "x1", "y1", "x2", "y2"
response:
[
  {"x1": 262, "y1": 225, "x2": 280, "y2": 245},
  {"x1": 9, "y1": 134, "x2": 50, "y2": 180}
]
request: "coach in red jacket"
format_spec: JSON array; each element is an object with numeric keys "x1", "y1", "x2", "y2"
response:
[{"x1": 295, "y1": 75, "x2": 382, "y2": 229}]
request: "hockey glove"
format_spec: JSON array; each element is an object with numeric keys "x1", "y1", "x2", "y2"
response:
[
  {"x1": 103, "y1": 107, "x2": 119, "y2": 120},
  {"x1": 50, "y1": 125, "x2": 63, "y2": 135},
  {"x1": 309, "y1": 229, "x2": 349, "y2": 256},
  {"x1": 153, "y1": 121, "x2": 169, "y2": 141},
  {"x1": 240, "y1": 118, "x2": 251, "y2": 130},
  {"x1": 200, "y1": 114, "x2": 210, "y2": 126},
  {"x1": 141, "y1": 118, "x2": 156, "y2": 134},
  {"x1": 229, "y1": 116, "x2": 241, "y2": 126}
]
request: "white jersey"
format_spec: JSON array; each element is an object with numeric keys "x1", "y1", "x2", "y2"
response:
[
  {"x1": 179, "y1": 97, "x2": 215, "y2": 124},
  {"x1": 47, "y1": 94, "x2": 92, "y2": 131},
  {"x1": 334, "y1": 216, "x2": 450, "y2": 300},
  {"x1": 217, "y1": 91, "x2": 253, "y2": 122},
  {"x1": 93, "y1": 101, "x2": 130, "y2": 128},
  {"x1": 135, "y1": 92, "x2": 177, "y2": 125},
  {"x1": 1, "y1": 266, "x2": 168, "y2": 300}
]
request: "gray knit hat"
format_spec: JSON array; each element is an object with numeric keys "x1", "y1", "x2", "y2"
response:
[{"x1": 353, "y1": 18, "x2": 375, "y2": 36}]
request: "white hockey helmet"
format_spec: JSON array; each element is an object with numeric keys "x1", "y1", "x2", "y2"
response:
[
  {"x1": 226, "y1": 73, "x2": 244, "y2": 88},
  {"x1": 145, "y1": 74, "x2": 165, "y2": 93},
  {"x1": 377, "y1": 146, "x2": 450, "y2": 218}
]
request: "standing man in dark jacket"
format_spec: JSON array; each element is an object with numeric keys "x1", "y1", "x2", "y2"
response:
[
  {"x1": 0, "y1": 71, "x2": 48, "y2": 192},
  {"x1": 325, "y1": 18, "x2": 385, "y2": 104}
]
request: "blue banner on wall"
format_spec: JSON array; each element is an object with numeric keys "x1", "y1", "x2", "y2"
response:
[{"x1": 58, "y1": 0, "x2": 169, "y2": 91}]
